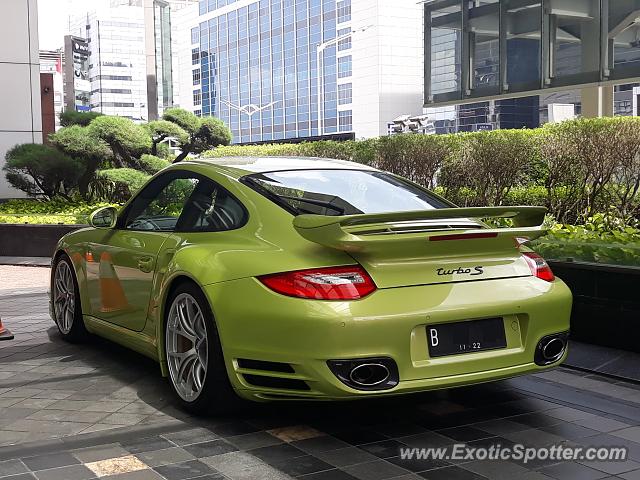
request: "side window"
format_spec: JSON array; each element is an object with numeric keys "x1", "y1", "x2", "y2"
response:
[
  {"x1": 176, "y1": 178, "x2": 247, "y2": 232},
  {"x1": 123, "y1": 173, "x2": 199, "y2": 231}
]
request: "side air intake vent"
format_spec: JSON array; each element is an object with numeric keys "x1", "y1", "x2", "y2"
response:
[
  {"x1": 237, "y1": 359, "x2": 295, "y2": 373},
  {"x1": 242, "y1": 374, "x2": 310, "y2": 391}
]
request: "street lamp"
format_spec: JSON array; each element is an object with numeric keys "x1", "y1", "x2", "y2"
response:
[{"x1": 316, "y1": 25, "x2": 372, "y2": 137}]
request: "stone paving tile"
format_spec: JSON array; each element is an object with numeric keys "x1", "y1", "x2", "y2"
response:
[
  {"x1": 153, "y1": 459, "x2": 216, "y2": 479},
  {"x1": 538, "y1": 461, "x2": 610, "y2": 480},
  {"x1": 21, "y1": 452, "x2": 80, "y2": 471},
  {"x1": 72, "y1": 444, "x2": 131, "y2": 463},
  {"x1": 32, "y1": 464, "x2": 96, "y2": 480},
  {"x1": 573, "y1": 415, "x2": 631, "y2": 433},
  {"x1": 160, "y1": 427, "x2": 221, "y2": 447},
  {"x1": 134, "y1": 447, "x2": 195, "y2": 467},
  {"x1": 182, "y1": 439, "x2": 238, "y2": 458},
  {"x1": 342, "y1": 459, "x2": 412, "y2": 480},
  {"x1": 85, "y1": 455, "x2": 147, "y2": 477},
  {"x1": 1, "y1": 474, "x2": 38, "y2": 480},
  {"x1": 611, "y1": 426, "x2": 640, "y2": 443},
  {"x1": 620, "y1": 470, "x2": 640, "y2": 480},
  {"x1": 0, "y1": 458, "x2": 29, "y2": 476}
]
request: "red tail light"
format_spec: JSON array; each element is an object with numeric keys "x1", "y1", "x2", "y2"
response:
[
  {"x1": 259, "y1": 265, "x2": 377, "y2": 300},
  {"x1": 522, "y1": 252, "x2": 555, "y2": 282}
]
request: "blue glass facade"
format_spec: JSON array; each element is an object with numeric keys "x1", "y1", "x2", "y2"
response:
[{"x1": 194, "y1": 0, "x2": 353, "y2": 143}]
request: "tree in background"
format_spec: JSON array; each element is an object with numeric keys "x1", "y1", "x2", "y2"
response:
[
  {"x1": 59, "y1": 110, "x2": 104, "y2": 127},
  {"x1": 163, "y1": 108, "x2": 232, "y2": 162},
  {"x1": 145, "y1": 120, "x2": 189, "y2": 157},
  {"x1": 87, "y1": 116, "x2": 152, "y2": 168},
  {"x1": 49, "y1": 125, "x2": 112, "y2": 200},
  {"x1": 3, "y1": 144, "x2": 83, "y2": 199}
]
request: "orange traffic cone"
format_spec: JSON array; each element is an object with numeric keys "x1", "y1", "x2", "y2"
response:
[
  {"x1": 0, "y1": 317, "x2": 14, "y2": 340},
  {"x1": 99, "y1": 251, "x2": 129, "y2": 313}
]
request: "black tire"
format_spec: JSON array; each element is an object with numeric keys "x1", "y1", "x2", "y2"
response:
[
  {"x1": 51, "y1": 253, "x2": 88, "y2": 343},
  {"x1": 164, "y1": 281, "x2": 240, "y2": 415}
]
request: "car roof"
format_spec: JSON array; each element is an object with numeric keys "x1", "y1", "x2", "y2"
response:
[{"x1": 188, "y1": 156, "x2": 378, "y2": 178}]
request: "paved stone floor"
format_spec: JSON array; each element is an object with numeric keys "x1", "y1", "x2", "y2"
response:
[{"x1": 1, "y1": 265, "x2": 640, "y2": 480}]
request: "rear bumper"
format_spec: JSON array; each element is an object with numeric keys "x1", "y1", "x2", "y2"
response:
[{"x1": 204, "y1": 276, "x2": 572, "y2": 401}]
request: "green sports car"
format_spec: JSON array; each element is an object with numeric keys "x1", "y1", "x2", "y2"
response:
[{"x1": 50, "y1": 157, "x2": 572, "y2": 414}]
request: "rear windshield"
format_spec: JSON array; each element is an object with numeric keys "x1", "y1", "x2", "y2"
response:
[{"x1": 244, "y1": 169, "x2": 450, "y2": 216}]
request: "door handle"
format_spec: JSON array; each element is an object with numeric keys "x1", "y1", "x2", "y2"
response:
[{"x1": 137, "y1": 257, "x2": 154, "y2": 273}]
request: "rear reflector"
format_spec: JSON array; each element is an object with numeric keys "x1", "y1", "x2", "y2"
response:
[
  {"x1": 522, "y1": 252, "x2": 555, "y2": 282},
  {"x1": 430, "y1": 232, "x2": 499, "y2": 242},
  {"x1": 258, "y1": 265, "x2": 376, "y2": 300}
]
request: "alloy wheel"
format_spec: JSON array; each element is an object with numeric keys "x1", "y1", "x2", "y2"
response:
[
  {"x1": 53, "y1": 260, "x2": 75, "y2": 335},
  {"x1": 166, "y1": 293, "x2": 209, "y2": 402}
]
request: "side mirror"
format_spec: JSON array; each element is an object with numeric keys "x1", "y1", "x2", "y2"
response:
[{"x1": 90, "y1": 206, "x2": 118, "y2": 229}]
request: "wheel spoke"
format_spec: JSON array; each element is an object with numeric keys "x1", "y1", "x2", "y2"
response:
[
  {"x1": 166, "y1": 293, "x2": 208, "y2": 402},
  {"x1": 193, "y1": 311, "x2": 206, "y2": 340},
  {"x1": 192, "y1": 360, "x2": 205, "y2": 391},
  {"x1": 172, "y1": 348, "x2": 197, "y2": 378},
  {"x1": 177, "y1": 303, "x2": 196, "y2": 340},
  {"x1": 55, "y1": 277, "x2": 66, "y2": 295}
]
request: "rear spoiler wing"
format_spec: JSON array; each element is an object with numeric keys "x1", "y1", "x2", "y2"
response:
[{"x1": 293, "y1": 206, "x2": 547, "y2": 252}]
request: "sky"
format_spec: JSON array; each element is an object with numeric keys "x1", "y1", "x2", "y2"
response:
[{"x1": 38, "y1": 0, "x2": 90, "y2": 50}]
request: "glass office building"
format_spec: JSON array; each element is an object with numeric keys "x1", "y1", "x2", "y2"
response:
[
  {"x1": 193, "y1": 0, "x2": 354, "y2": 143},
  {"x1": 424, "y1": 0, "x2": 640, "y2": 107}
]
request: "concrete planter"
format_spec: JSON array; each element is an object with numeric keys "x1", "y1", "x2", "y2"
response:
[
  {"x1": 0, "y1": 224, "x2": 85, "y2": 257},
  {"x1": 550, "y1": 260, "x2": 640, "y2": 353}
]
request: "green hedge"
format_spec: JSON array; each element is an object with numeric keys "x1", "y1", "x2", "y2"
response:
[
  {"x1": 205, "y1": 117, "x2": 640, "y2": 226},
  {"x1": 532, "y1": 215, "x2": 640, "y2": 267},
  {"x1": 0, "y1": 199, "x2": 117, "y2": 225}
]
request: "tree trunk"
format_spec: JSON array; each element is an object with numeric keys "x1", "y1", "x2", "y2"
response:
[{"x1": 173, "y1": 147, "x2": 190, "y2": 163}]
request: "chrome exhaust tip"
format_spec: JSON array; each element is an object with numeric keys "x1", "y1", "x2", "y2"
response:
[
  {"x1": 327, "y1": 357, "x2": 399, "y2": 391},
  {"x1": 349, "y1": 363, "x2": 390, "y2": 387},
  {"x1": 535, "y1": 332, "x2": 569, "y2": 366}
]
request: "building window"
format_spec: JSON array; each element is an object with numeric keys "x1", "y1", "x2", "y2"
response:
[
  {"x1": 199, "y1": 0, "x2": 207, "y2": 15},
  {"x1": 193, "y1": 68, "x2": 201, "y2": 85},
  {"x1": 338, "y1": 56, "x2": 352, "y2": 78},
  {"x1": 339, "y1": 110, "x2": 352, "y2": 131},
  {"x1": 192, "y1": 48, "x2": 200, "y2": 66},
  {"x1": 337, "y1": 0, "x2": 351, "y2": 23},
  {"x1": 194, "y1": 109, "x2": 202, "y2": 116},
  {"x1": 338, "y1": 83, "x2": 352, "y2": 105},
  {"x1": 337, "y1": 27, "x2": 352, "y2": 51},
  {"x1": 191, "y1": 27, "x2": 199, "y2": 45},
  {"x1": 193, "y1": 90, "x2": 202, "y2": 106}
]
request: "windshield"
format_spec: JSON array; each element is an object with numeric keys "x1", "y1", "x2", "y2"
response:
[{"x1": 244, "y1": 169, "x2": 450, "y2": 216}]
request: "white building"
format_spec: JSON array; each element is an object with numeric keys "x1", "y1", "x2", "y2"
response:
[
  {"x1": 187, "y1": 0, "x2": 424, "y2": 143},
  {"x1": 350, "y1": 0, "x2": 424, "y2": 138},
  {"x1": 68, "y1": 1, "x2": 148, "y2": 120},
  {"x1": 0, "y1": 0, "x2": 42, "y2": 199},
  {"x1": 172, "y1": 1, "x2": 199, "y2": 112},
  {"x1": 67, "y1": 0, "x2": 198, "y2": 121}
]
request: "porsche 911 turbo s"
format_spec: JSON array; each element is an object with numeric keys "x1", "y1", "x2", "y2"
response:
[{"x1": 50, "y1": 157, "x2": 572, "y2": 414}]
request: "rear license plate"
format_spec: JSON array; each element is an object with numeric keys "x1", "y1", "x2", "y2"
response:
[{"x1": 427, "y1": 317, "x2": 506, "y2": 358}]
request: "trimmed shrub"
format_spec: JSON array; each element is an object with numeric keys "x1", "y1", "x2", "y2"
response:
[
  {"x1": 96, "y1": 168, "x2": 151, "y2": 203},
  {"x1": 438, "y1": 129, "x2": 540, "y2": 206},
  {"x1": 3, "y1": 144, "x2": 83, "y2": 200},
  {"x1": 139, "y1": 154, "x2": 170, "y2": 174},
  {"x1": 88, "y1": 116, "x2": 152, "y2": 168},
  {"x1": 374, "y1": 134, "x2": 457, "y2": 189},
  {"x1": 540, "y1": 117, "x2": 640, "y2": 223},
  {"x1": 59, "y1": 110, "x2": 104, "y2": 127}
]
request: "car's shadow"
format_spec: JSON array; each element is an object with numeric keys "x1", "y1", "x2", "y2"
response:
[{"x1": 0, "y1": 325, "x2": 539, "y2": 436}]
